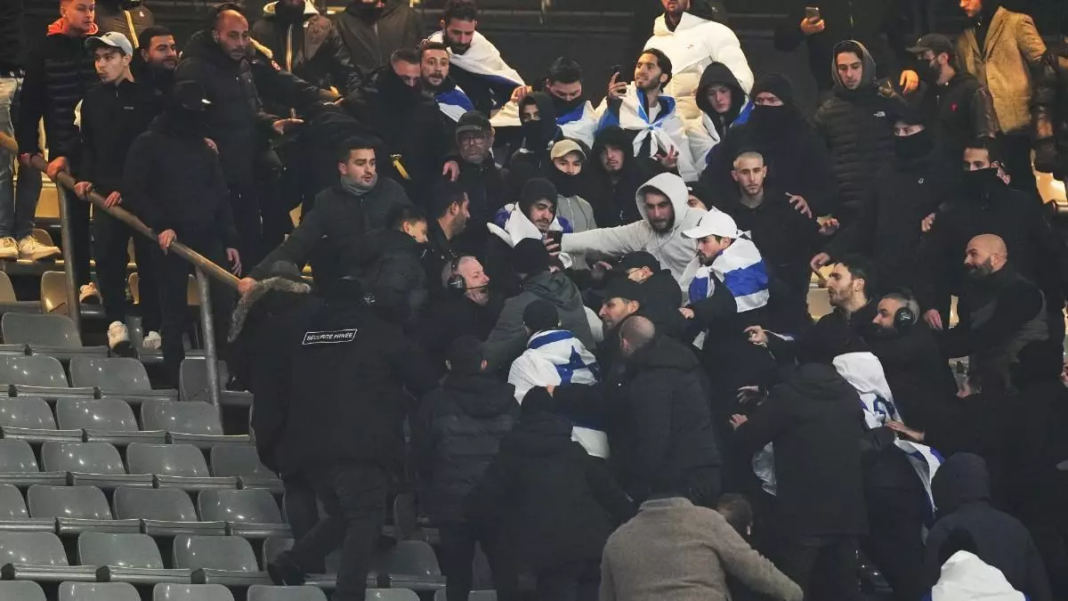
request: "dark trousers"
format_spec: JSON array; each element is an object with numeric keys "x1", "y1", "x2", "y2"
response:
[
  {"x1": 439, "y1": 522, "x2": 518, "y2": 601},
  {"x1": 95, "y1": 210, "x2": 160, "y2": 331},
  {"x1": 862, "y1": 486, "x2": 927, "y2": 601},
  {"x1": 774, "y1": 535, "x2": 861, "y2": 601},
  {"x1": 533, "y1": 559, "x2": 601, "y2": 601},
  {"x1": 1001, "y1": 134, "x2": 1038, "y2": 195},
  {"x1": 229, "y1": 183, "x2": 262, "y2": 276},
  {"x1": 68, "y1": 194, "x2": 91, "y2": 287},
  {"x1": 290, "y1": 462, "x2": 389, "y2": 601},
  {"x1": 152, "y1": 230, "x2": 233, "y2": 387}
]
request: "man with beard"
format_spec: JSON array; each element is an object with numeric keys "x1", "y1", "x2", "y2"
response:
[
  {"x1": 704, "y1": 73, "x2": 836, "y2": 216},
  {"x1": 418, "y1": 256, "x2": 500, "y2": 375},
  {"x1": 341, "y1": 48, "x2": 454, "y2": 202},
  {"x1": 420, "y1": 41, "x2": 474, "y2": 126},
  {"x1": 251, "y1": 0, "x2": 361, "y2": 103},
  {"x1": 600, "y1": 49, "x2": 698, "y2": 182},
  {"x1": 812, "y1": 40, "x2": 899, "y2": 225},
  {"x1": 589, "y1": 126, "x2": 663, "y2": 227},
  {"x1": 452, "y1": 110, "x2": 507, "y2": 256},
  {"x1": 643, "y1": 0, "x2": 752, "y2": 123},
  {"x1": 813, "y1": 112, "x2": 957, "y2": 292},
  {"x1": 907, "y1": 34, "x2": 999, "y2": 166},
  {"x1": 134, "y1": 26, "x2": 178, "y2": 95},
  {"x1": 175, "y1": 4, "x2": 303, "y2": 271},
  {"x1": 558, "y1": 172, "x2": 703, "y2": 289},
  {"x1": 494, "y1": 57, "x2": 600, "y2": 148},
  {"x1": 95, "y1": 0, "x2": 153, "y2": 45},
  {"x1": 427, "y1": 0, "x2": 525, "y2": 116},
  {"x1": 486, "y1": 178, "x2": 574, "y2": 296},
  {"x1": 687, "y1": 61, "x2": 753, "y2": 172},
  {"x1": 915, "y1": 138, "x2": 1068, "y2": 340},
  {"x1": 334, "y1": 0, "x2": 421, "y2": 76},
  {"x1": 942, "y1": 234, "x2": 1049, "y2": 389},
  {"x1": 423, "y1": 181, "x2": 470, "y2": 294}
]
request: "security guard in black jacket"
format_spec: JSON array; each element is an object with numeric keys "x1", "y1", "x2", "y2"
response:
[{"x1": 232, "y1": 271, "x2": 438, "y2": 601}]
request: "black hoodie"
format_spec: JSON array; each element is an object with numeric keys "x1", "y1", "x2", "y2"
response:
[
  {"x1": 507, "y1": 92, "x2": 561, "y2": 198},
  {"x1": 696, "y1": 61, "x2": 747, "y2": 138},
  {"x1": 925, "y1": 453, "x2": 1052, "y2": 601},
  {"x1": 589, "y1": 126, "x2": 664, "y2": 226},
  {"x1": 414, "y1": 374, "x2": 518, "y2": 525}
]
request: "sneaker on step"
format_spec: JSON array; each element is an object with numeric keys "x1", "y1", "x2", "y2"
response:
[
  {"x1": 0, "y1": 237, "x2": 18, "y2": 261},
  {"x1": 17, "y1": 235, "x2": 60, "y2": 261},
  {"x1": 142, "y1": 330, "x2": 162, "y2": 350},
  {"x1": 107, "y1": 321, "x2": 132, "y2": 353},
  {"x1": 79, "y1": 283, "x2": 101, "y2": 304}
]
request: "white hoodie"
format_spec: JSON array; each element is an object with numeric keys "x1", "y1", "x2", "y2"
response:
[
  {"x1": 643, "y1": 12, "x2": 754, "y2": 122},
  {"x1": 930, "y1": 552, "x2": 1026, "y2": 601},
  {"x1": 561, "y1": 172, "x2": 705, "y2": 291}
]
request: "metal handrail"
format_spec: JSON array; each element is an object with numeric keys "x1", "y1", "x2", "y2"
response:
[{"x1": 0, "y1": 132, "x2": 231, "y2": 407}]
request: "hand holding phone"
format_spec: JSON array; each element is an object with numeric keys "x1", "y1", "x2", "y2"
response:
[{"x1": 801, "y1": 7, "x2": 825, "y2": 35}]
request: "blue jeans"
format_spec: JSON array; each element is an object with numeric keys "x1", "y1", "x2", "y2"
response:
[{"x1": 0, "y1": 76, "x2": 42, "y2": 240}]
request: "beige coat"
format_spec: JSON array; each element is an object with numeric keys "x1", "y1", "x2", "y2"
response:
[
  {"x1": 956, "y1": 6, "x2": 1047, "y2": 135},
  {"x1": 599, "y1": 497, "x2": 803, "y2": 601}
]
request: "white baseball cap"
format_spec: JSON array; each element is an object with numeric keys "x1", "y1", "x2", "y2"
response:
[
  {"x1": 85, "y1": 32, "x2": 134, "y2": 56},
  {"x1": 682, "y1": 209, "x2": 740, "y2": 240}
]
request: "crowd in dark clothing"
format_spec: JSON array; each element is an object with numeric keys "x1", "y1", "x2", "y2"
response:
[{"x1": 7, "y1": 0, "x2": 1068, "y2": 601}]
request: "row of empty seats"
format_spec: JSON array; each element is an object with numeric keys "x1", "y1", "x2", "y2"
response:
[{"x1": 0, "y1": 581, "x2": 490, "y2": 601}]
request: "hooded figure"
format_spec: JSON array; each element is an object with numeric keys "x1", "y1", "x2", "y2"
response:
[
  {"x1": 588, "y1": 126, "x2": 664, "y2": 227},
  {"x1": 812, "y1": 40, "x2": 899, "y2": 224},
  {"x1": 560, "y1": 172, "x2": 705, "y2": 291},
  {"x1": 925, "y1": 453, "x2": 1052, "y2": 601},
  {"x1": 492, "y1": 83, "x2": 599, "y2": 148},
  {"x1": 704, "y1": 73, "x2": 837, "y2": 215},
  {"x1": 687, "y1": 61, "x2": 753, "y2": 170},
  {"x1": 334, "y1": 0, "x2": 422, "y2": 75},
  {"x1": 506, "y1": 92, "x2": 561, "y2": 195}
]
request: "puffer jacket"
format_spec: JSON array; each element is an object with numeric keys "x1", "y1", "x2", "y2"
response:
[
  {"x1": 812, "y1": 40, "x2": 898, "y2": 222},
  {"x1": 414, "y1": 374, "x2": 518, "y2": 525},
  {"x1": 16, "y1": 19, "x2": 99, "y2": 162},
  {"x1": 956, "y1": 3, "x2": 1049, "y2": 135}
]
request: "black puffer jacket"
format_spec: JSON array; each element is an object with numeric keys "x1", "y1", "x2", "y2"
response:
[
  {"x1": 333, "y1": 0, "x2": 422, "y2": 76},
  {"x1": 16, "y1": 20, "x2": 98, "y2": 162},
  {"x1": 79, "y1": 78, "x2": 160, "y2": 195},
  {"x1": 925, "y1": 453, "x2": 1052, "y2": 601},
  {"x1": 414, "y1": 374, "x2": 518, "y2": 525},
  {"x1": 920, "y1": 72, "x2": 1000, "y2": 167},
  {"x1": 812, "y1": 40, "x2": 898, "y2": 222},
  {"x1": 454, "y1": 156, "x2": 509, "y2": 256},
  {"x1": 175, "y1": 30, "x2": 276, "y2": 185},
  {"x1": 360, "y1": 228, "x2": 428, "y2": 324}
]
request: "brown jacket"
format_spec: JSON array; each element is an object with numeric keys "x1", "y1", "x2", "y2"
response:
[
  {"x1": 956, "y1": 6, "x2": 1048, "y2": 135},
  {"x1": 599, "y1": 497, "x2": 802, "y2": 601}
]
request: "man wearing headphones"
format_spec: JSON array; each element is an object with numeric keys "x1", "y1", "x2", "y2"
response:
[{"x1": 418, "y1": 255, "x2": 501, "y2": 375}]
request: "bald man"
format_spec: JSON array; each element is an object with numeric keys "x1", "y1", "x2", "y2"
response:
[
  {"x1": 174, "y1": 3, "x2": 300, "y2": 271},
  {"x1": 942, "y1": 234, "x2": 1049, "y2": 389}
]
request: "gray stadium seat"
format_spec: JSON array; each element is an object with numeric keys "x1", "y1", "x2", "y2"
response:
[
  {"x1": 56, "y1": 398, "x2": 166, "y2": 446},
  {"x1": 0, "y1": 484, "x2": 53, "y2": 532},
  {"x1": 140, "y1": 401, "x2": 249, "y2": 449},
  {"x1": 247, "y1": 585, "x2": 329, "y2": 601},
  {"x1": 0, "y1": 396, "x2": 82, "y2": 444},
  {"x1": 69, "y1": 357, "x2": 178, "y2": 404},
  {"x1": 0, "y1": 531, "x2": 95, "y2": 582},
  {"x1": 367, "y1": 590, "x2": 420, "y2": 601},
  {"x1": 0, "y1": 439, "x2": 67, "y2": 489},
  {"x1": 27, "y1": 485, "x2": 139, "y2": 535},
  {"x1": 59, "y1": 582, "x2": 140, "y2": 601},
  {"x1": 261, "y1": 537, "x2": 293, "y2": 569},
  {"x1": 210, "y1": 445, "x2": 282, "y2": 493},
  {"x1": 126, "y1": 443, "x2": 237, "y2": 492},
  {"x1": 152, "y1": 583, "x2": 235, "y2": 601},
  {"x1": 1, "y1": 313, "x2": 108, "y2": 361},
  {"x1": 0, "y1": 355, "x2": 95, "y2": 398},
  {"x1": 197, "y1": 489, "x2": 290, "y2": 539},
  {"x1": 377, "y1": 541, "x2": 446, "y2": 592},
  {"x1": 172, "y1": 534, "x2": 270, "y2": 587},
  {"x1": 0, "y1": 581, "x2": 47, "y2": 601},
  {"x1": 40, "y1": 442, "x2": 153, "y2": 490},
  {"x1": 77, "y1": 532, "x2": 192, "y2": 585},
  {"x1": 113, "y1": 487, "x2": 226, "y2": 538},
  {"x1": 179, "y1": 359, "x2": 253, "y2": 407},
  {"x1": 434, "y1": 591, "x2": 497, "y2": 601}
]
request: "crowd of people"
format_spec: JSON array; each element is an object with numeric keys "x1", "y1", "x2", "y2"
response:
[{"x1": 3, "y1": 0, "x2": 1068, "y2": 600}]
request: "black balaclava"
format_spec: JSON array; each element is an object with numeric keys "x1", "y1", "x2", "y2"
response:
[
  {"x1": 749, "y1": 73, "x2": 797, "y2": 131},
  {"x1": 548, "y1": 156, "x2": 584, "y2": 197},
  {"x1": 550, "y1": 91, "x2": 585, "y2": 120},
  {"x1": 275, "y1": 0, "x2": 307, "y2": 23},
  {"x1": 961, "y1": 166, "x2": 1005, "y2": 199},
  {"x1": 378, "y1": 66, "x2": 424, "y2": 105},
  {"x1": 520, "y1": 92, "x2": 559, "y2": 152}
]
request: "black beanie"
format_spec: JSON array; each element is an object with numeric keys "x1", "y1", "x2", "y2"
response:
[
  {"x1": 523, "y1": 299, "x2": 560, "y2": 333},
  {"x1": 751, "y1": 73, "x2": 795, "y2": 108},
  {"x1": 513, "y1": 238, "x2": 551, "y2": 276},
  {"x1": 518, "y1": 178, "x2": 558, "y2": 218}
]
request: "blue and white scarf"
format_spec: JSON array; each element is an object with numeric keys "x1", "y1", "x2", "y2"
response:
[
  {"x1": 436, "y1": 86, "x2": 475, "y2": 122},
  {"x1": 487, "y1": 203, "x2": 574, "y2": 268},
  {"x1": 426, "y1": 30, "x2": 524, "y2": 98},
  {"x1": 491, "y1": 99, "x2": 599, "y2": 147},
  {"x1": 686, "y1": 235, "x2": 769, "y2": 313},
  {"x1": 597, "y1": 85, "x2": 697, "y2": 181}
]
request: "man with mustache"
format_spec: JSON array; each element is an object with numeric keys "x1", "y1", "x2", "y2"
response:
[
  {"x1": 134, "y1": 25, "x2": 178, "y2": 94},
  {"x1": 420, "y1": 41, "x2": 473, "y2": 126}
]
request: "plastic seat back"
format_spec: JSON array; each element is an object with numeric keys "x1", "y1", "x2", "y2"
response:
[
  {"x1": 41, "y1": 442, "x2": 126, "y2": 475},
  {"x1": 59, "y1": 582, "x2": 140, "y2": 601},
  {"x1": 127, "y1": 444, "x2": 210, "y2": 477},
  {"x1": 0, "y1": 581, "x2": 47, "y2": 601},
  {"x1": 247, "y1": 585, "x2": 329, "y2": 601},
  {"x1": 210, "y1": 445, "x2": 273, "y2": 479},
  {"x1": 77, "y1": 532, "x2": 165, "y2": 568},
  {"x1": 0, "y1": 355, "x2": 68, "y2": 387},
  {"x1": 172, "y1": 535, "x2": 259, "y2": 572},
  {"x1": 366, "y1": 590, "x2": 420, "y2": 601},
  {"x1": 198, "y1": 489, "x2": 283, "y2": 524},
  {"x1": 141, "y1": 401, "x2": 222, "y2": 435},
  {"x1": 28, "y1": 485, "x2": 112, "y2": 520},
  {"x1": 2, "y1": 313, "x2": 82, "y2": 348},
  {"x1": 0, "y1": 484, "x2": 30, "y2": 520},
  {"x1": 113, "y1": 487, "x2": 199, "y2": 522},
  {"x1": 56, "y1": 398, "x2": 139, "y2": 432},
  {"x1": 69, "y1": 357, "x2": 152, "y2": 391},
  {"x1": 379, "y1": 541, "x2": 442, "y2": 577},
  {"x1": 0, "y1": 440, "x2": 41, "y2": 473},
  {"x1": 179, "y1": 359, "x2": 231, "y2": 403},
  {"x1": 0, "y1": 532, "x2": 68, "y2": 566},
  {"x1": 152, "y1": 584, "x2": 235, "y2": 601},
  {"x1": 0, "y1": 398, "x2": 56, "y2": 430}
]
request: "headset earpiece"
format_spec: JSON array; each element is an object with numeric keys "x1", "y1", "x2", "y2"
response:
[{"x1": 894, "y1": 306, "x2": 917, "y2": 332}]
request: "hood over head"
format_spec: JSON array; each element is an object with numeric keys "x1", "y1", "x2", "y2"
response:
[
  {"x1": 932, "y1": 453, "x2": 991, "y2": 514},
  {"x1": 831, "y1": 39, "x2": 878, "y2": 91},
  {"x1": 634, "y1": 172, "x2": 691, "y2": 229},
  {"x1": 696, "y1": 61, "x2": 746, "y2": 120},
  {"x1": 591, "y1": 126, "x2": 634, "y2": 172},
  {"x1": 263, "y1": 0, "x2": 318, "y2": 17},
  {"x1": 520, "y1": 92, "x2": 559, "y2": 150}
]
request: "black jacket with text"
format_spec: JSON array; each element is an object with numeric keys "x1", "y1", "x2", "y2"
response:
[{"x1": 79, "y1": 78, "x2": 160, "y2": 195}]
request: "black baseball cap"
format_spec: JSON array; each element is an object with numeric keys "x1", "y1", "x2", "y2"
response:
[
  {"x1": 907, "y1": 34, "x2": 955, "y2": 59},
  {"x1": 456, "y1": 110, "x2": 491, "y2": 135},
  {"x1": 616, "y1": 251, "x2": 660, "y2": 273}
]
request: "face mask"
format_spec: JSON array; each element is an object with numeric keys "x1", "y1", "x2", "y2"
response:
[
  {"x1": 549, "y1": 168, "x2": 581, "y2": 197},
  {"x1": 521, "y1": 119, "x2": 552, "y2": 151},
  {"x1": 551, "y1": 95, "x2": 584, "y2": 118},
  {"x1": 751, "y1": 104, "x2": 791, "y2": 129},
  {"x1": 961, "y1": 167, "x2": 1004, "y2": 198},
  {"x1": 916, "y1": 61, "x2": 941, "y2": 84},
  {"x1": 893, "y1": 129, "x2": 933, "y2": 160},
  {"x1": 276, "y1": 2, "x2": 306, "y2": 22}
]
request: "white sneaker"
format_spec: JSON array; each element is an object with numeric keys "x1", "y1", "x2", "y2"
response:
[
  {"x1": 142, "y1": 330, "x2": 162, "y2": 350},
  {"x1": 107, "y1": 321, "x2": 132, "y2": 353},
  {"x1": 17, "y1": 235, "x2": 60, "y2": 261},
  {"x1": 79, "y1": 283, "x2": 101, "y2": 304},
  {"x1": 0, "y1": 237, "x2": 18, "y2": 261}
]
